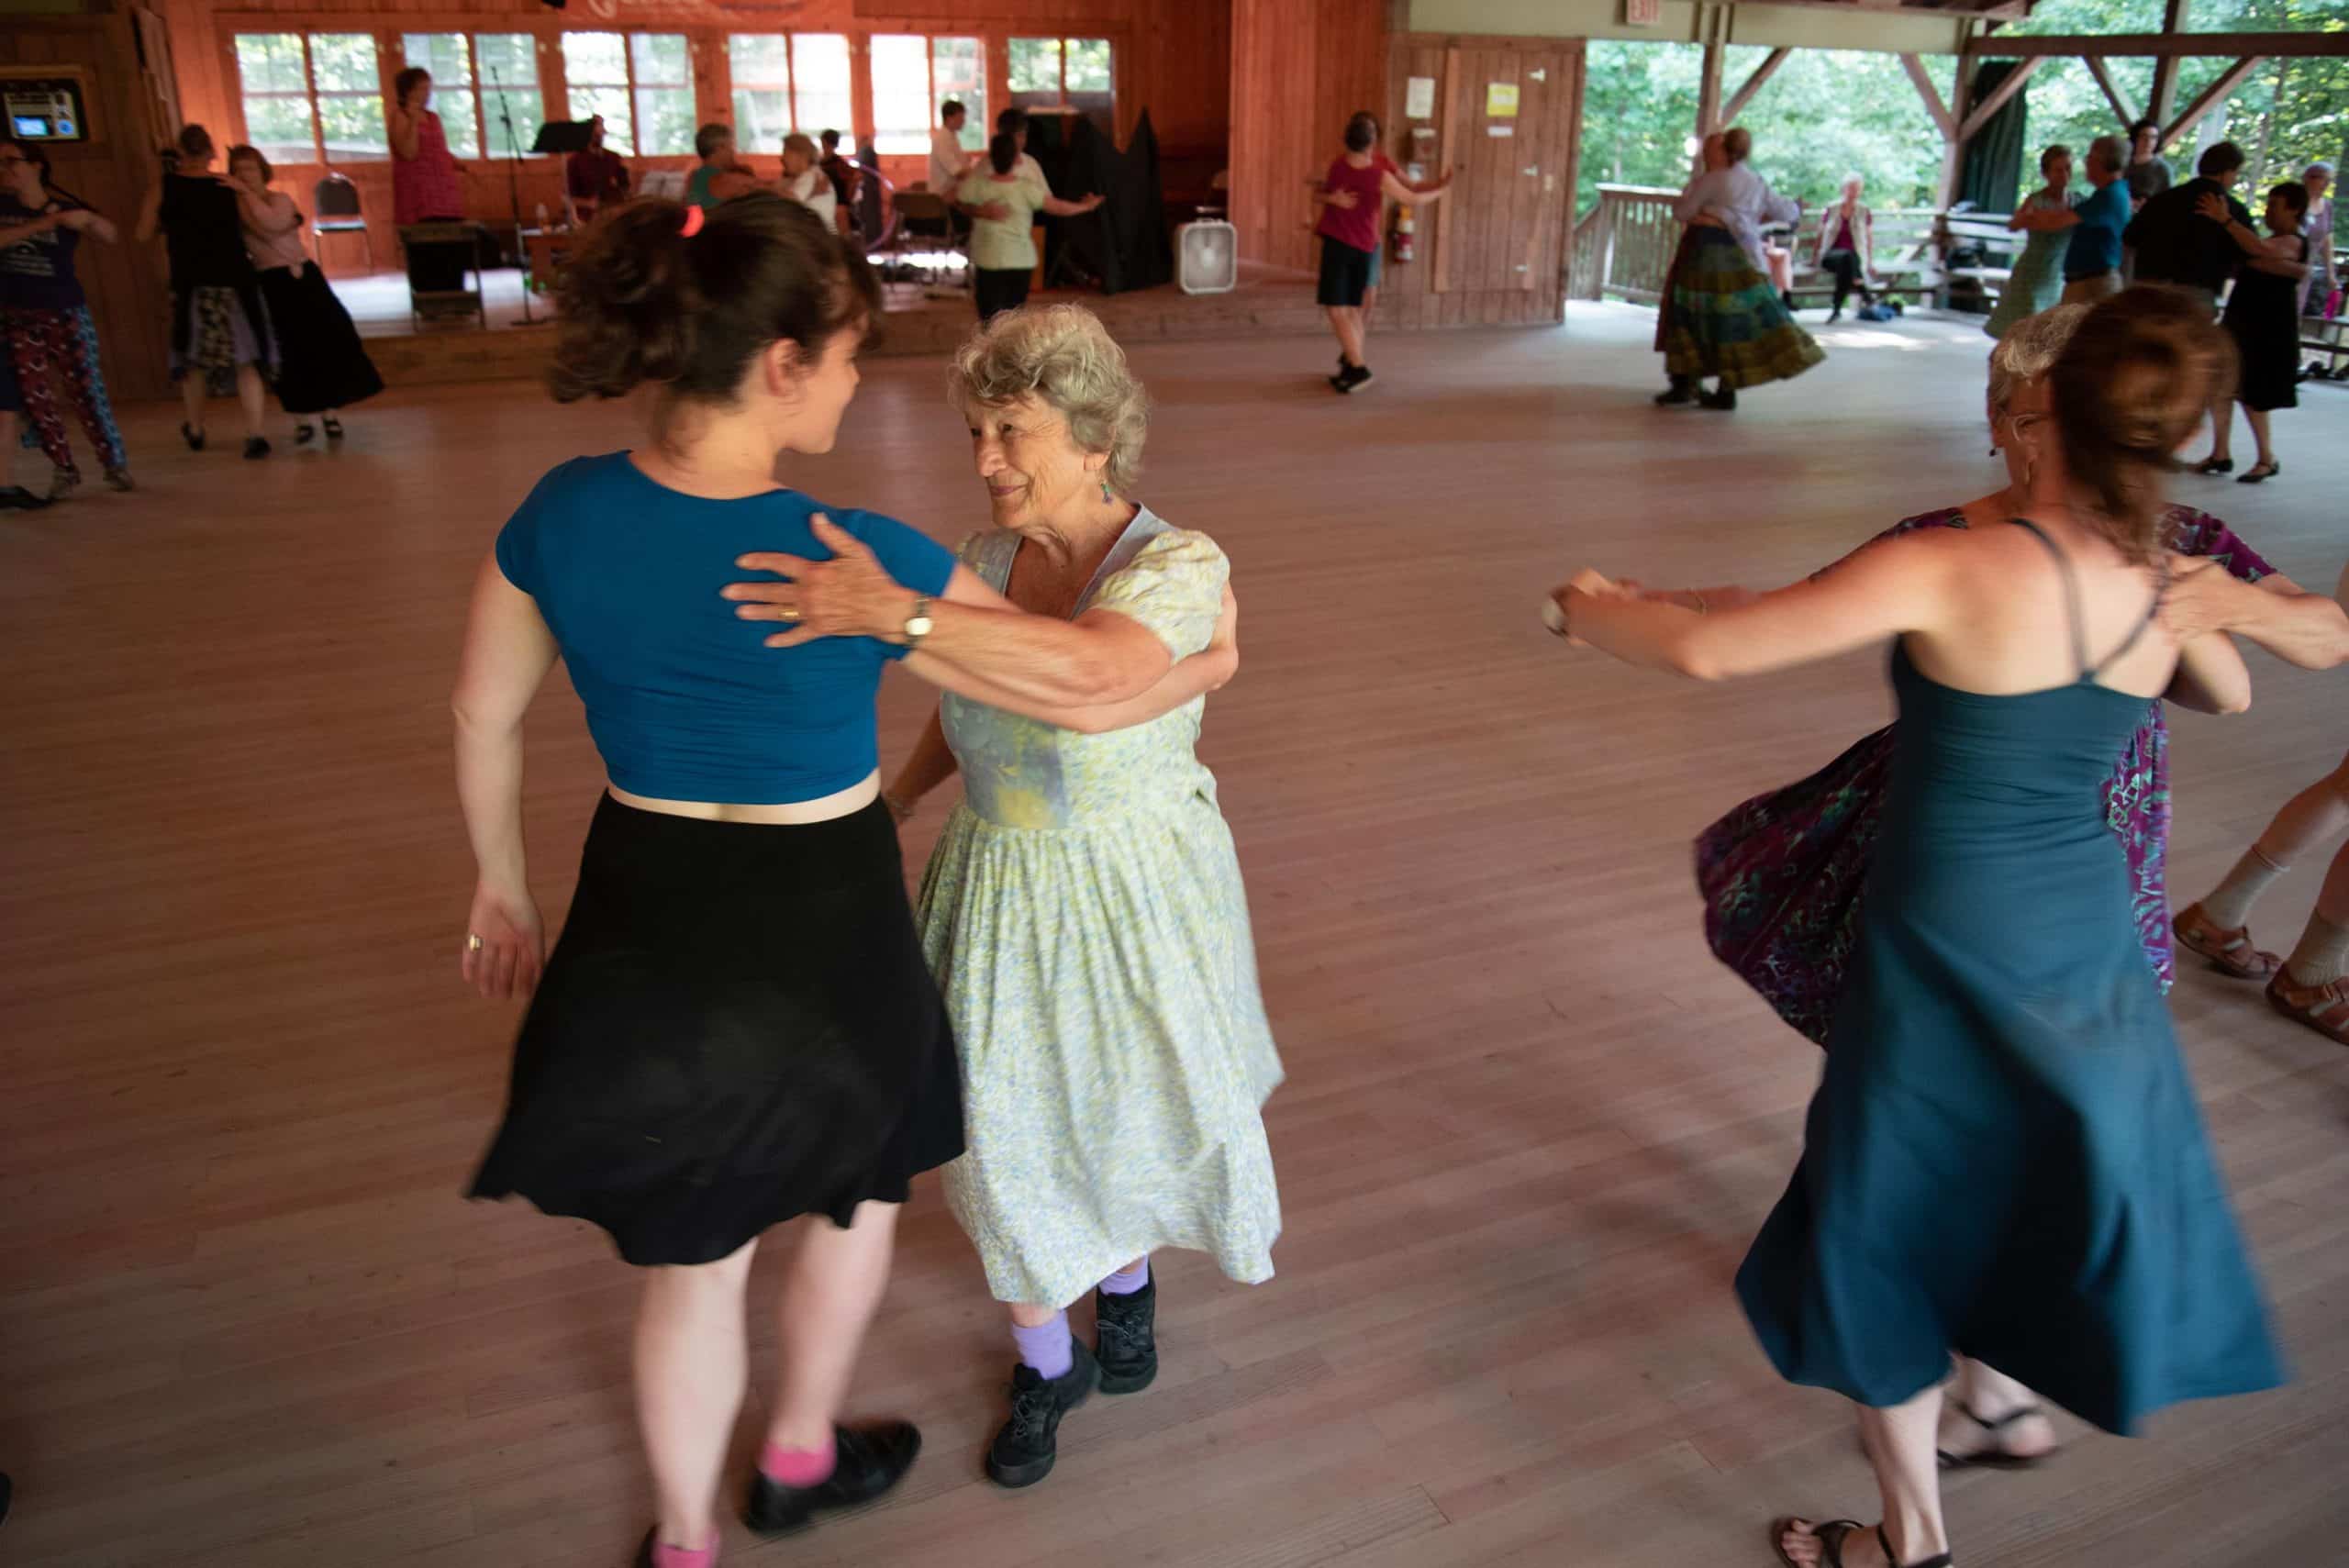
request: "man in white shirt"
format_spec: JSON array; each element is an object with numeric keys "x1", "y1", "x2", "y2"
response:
[{"x1": 929, "y1": 101, "x2": 974, "y2": 198}]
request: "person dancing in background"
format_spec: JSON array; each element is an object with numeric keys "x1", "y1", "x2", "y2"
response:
[
  {"x1": 880, "y1": 306, "x2": 1280, "y2": 1491},
  {"x1": 2198, "y1": 181, "x2": 2311, "y2": 484},
  {"x1": 1984, "y1": 147, "x2": 2075, "y2": 339},
  {"x1": 1653, "y1": 133, "x2": 1729, "y2": 402},
  {"x1": 139, "y1": 125, "x2": 273, "y2": 461},
  {"x1": 1660, "y1": 126, "x2": 1821, "y2": 411},
  {"x1": 0, "y1": 136, "x2": 129, "y2": 498},
  {"x1": 1556, "y1": 287, "x2": 2282, "y2": 1568},
  {"x1": 458, "y1": 195, "x2": 1210, "y2": 1568},
  {"x1": 2011, "y1": 133, "x2": 2131, "y2": 305},
  {"x1": 227, "y1": 145, "x2": 382, "y2": 447},
  {"x1": 1313, "y1": 110, "x2": 1451, "y2": 393},
  {"x1": 1659, "y1": 302, "x2": 2347, "y2": 1057},
  {"x1": 1308, "y1": 112, "x2": 1442, "y2": 379},
  {"x1": 956, "y1": 134, "x2": 1102, "y2": 323}
]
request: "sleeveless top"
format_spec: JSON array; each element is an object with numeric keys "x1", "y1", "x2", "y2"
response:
[{"x1": 394, "y1": 110, "x2": 464, "y2": 226}]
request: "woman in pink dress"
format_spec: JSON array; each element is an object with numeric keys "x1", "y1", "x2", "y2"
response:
[{"x1": 388, "y1": 67, "x2": 466, "y2": 293}]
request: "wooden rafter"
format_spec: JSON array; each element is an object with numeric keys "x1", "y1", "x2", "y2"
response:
[
  {"x1": 1956, "y1": 53, "x2": 2041, "y2": 142},
  {"x1": 1696, "y1": 8, "x2": 1727, "y2": 133},
  {"x1": 1720, "y1": 46, "x2": 1791, "y2": 127},
  {"x1": 2147, "y1": 0, "x2": 2189, "y2": 122},
  {"x1": 2164, "y1": 53, "x2": 2267, "y2": 143},
  {"x1": 2084, "y1": 55, "x2": 2140, "y2": 126},
  {"x1": 1968, "y1": 31, "x2": 2349, "y2": 59},
  {"x1": 1898, "y1": 51, "x2": 1956, "y2": 139}
]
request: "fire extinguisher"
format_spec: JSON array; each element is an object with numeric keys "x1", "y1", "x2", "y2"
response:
[{"x1": 1392, "y1": 202, "x2": 1416, "y2": 265}]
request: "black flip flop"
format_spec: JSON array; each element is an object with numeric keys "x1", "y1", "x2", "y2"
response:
[
  {"x1": 1770, "y1": 1518, "x2": 1954, "y2": 1568},
  {"x1": 1935, "y1": 1402, "x2": 2052, "y2": 1471}
]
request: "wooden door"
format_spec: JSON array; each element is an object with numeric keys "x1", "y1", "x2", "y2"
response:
[{"x1": 1432, "y1": 43, "x2": 1579, "y2": 306}]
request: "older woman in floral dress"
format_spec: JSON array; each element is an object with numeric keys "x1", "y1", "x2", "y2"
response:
[
  {"x1": 882, "y1": 304, "x2": 1281, "y2": 1492},
  {"x1": 1680, "y1": 302, "x2": 2349, "y2": 1056}
]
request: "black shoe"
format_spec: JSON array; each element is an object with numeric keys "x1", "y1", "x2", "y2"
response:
[
  {"x1": 1699, "y1": 385, "x2": 1738, "y2": 411},
  {"x1": 1827, "y1": 307, "x2": 1843, "y2": 325},
  {"x1": 181, "y1": 422, "x2": 206, "y2": 452},
  {"x1": 1336, "y1": 362, "x2": 1375, "y2": 393},
  {"x1": 2190, "y1": 456, "x2": 2234, "y2": 475},
  {"x1": 1780, "y1": 290, "x2": 1796, "y2": 311},
  {"x1": 743, "y1": 1419, "x2": 922, "y2": 1536},
  {"x1": 1329, "y1": 372, "x2": 1351, "y2": 394},
  {"x1": 986, "y1": 1338, "x2": 1097, "y2": 1488},
  {"x1": 295, "y1": 423, "x2": 317, "y2": 445},
  {"x1": 244, "y1": 437, "x2": 271, "y2": 461},
  {"x1": 323, "y1": 415, "x2": 345, "y2": 441},
  {"x1": 0, "y1": 484, "x2": 51, "y2": 511},
  {"x1": 2236, "y1": 459, "x2": 2280, "y2": 484},
  {"x1": 1654, "y1": 379, "x2": 1696, "y2": 406},
  {"x1": 1095, "y1": 1278, "x2": 1159, "y2": 1395}
]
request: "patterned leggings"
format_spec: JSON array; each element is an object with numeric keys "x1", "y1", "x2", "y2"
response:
[{"x1": 5, "y1": 306, "x2": 127, "y2": 478}]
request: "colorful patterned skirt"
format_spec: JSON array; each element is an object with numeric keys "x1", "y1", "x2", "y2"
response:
[
  {"x1": 1664, "y1": 228, "x2": 1823, "y2": 391},
  {"x1": 169, "y1": 283, "x2": 273, "y2": 398}
]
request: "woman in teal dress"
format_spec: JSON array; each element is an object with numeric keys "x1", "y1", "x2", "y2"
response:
[
  {"x1": 1984, "y1": 145, "x2": 2076, "y2": 339},
  {"x1": 1554, "y1": 287, "x2": 2282, "y2": 1568},
  {"x1": 883, "y1": 305, "x2": 1281, "y2": 1492}
]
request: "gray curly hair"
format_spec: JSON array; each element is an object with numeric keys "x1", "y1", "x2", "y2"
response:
[
  {"x1": 948, "y1": 304, "x2": 1149, "y2": 495},
  {"x1": 1987, "y1": 301, "x2": 2092, "y2": 409}
]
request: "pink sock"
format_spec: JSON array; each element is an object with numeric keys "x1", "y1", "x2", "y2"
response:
[
  {"x1": 758, "y1": 1431, "x2": 838, "y2": 1487},
  {"x1": 1100, "y1": 1258, "x2": 1151, "y2": 1296},
  {"x1": 651, "y1": 1539, "x2": 717, "y2": 1568}
]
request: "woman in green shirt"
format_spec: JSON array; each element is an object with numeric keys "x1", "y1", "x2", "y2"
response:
[{"x1": 956, "y1": 132, "x2": 1102, "y2": 321}]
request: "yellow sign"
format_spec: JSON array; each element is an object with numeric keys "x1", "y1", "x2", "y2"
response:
[{"x1": 1486, "y1": 83, "x2": 1520, "y2": 118}]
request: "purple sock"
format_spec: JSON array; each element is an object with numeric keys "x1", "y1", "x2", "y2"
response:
[
  {"x1": 1099, "y1": 1258, "x2": 1150, "y2": 1296},
  {"x1": 1012, "y1": 1312, "x2": 1074, "y2": 1380}
]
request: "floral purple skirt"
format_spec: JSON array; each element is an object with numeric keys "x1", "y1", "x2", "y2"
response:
[{"x1": 1696, "y1": 506, "x2": 2272, "y2": 1045}]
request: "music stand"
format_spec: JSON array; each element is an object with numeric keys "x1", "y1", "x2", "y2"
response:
[{"x1": 514, "y1": 118, "x2": 596, "y2": 320}]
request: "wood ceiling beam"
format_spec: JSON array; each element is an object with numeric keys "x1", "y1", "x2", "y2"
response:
[
  {"x1": 1956, "y1": 52, "x2": 2042, "y2": 141},
  {"x1": 2163, "y1": 53, "x2": 2267, "y2": 143},
  {"x1": 2085, "y1": 55, "x2": 2141, "y2": 125},
  {"x1": 1720, "y1": 45, "x2": 1791, "y2": 127},
  {"x1": 1967, "y1": 30, "x2": 2349, "y2": 59},
  {"x1": 1898, "y1": 50, "x2": 1956, "y2": 139}
]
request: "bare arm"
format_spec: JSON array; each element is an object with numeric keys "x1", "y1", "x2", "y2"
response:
[
  {"x1": 1041, "y1": 192, "x2": 1104, "y2": 217},
  {"x1": 726, "y1": 518, "x2": 1174, "y2": 706},
  {"x1": 2163, "y1": 562, "x2": 2349, "y2": 670},
  {"x1": 57, "y1": 206, "x2": 119, "y2": 244},
  {"x1": 235, "y1": 186, "x2": 299, "y2": 236},
  {"x1": 132, "y1": 181, "x2": 163, "y2": 244},
  {"x1": 912, "y1": 586, "x2": 1238, "y2": 734},
  {"x1": 0, "y1": 211, "x2": 60, "y2": 248},
  {"x1": 450, "y1": 555, "x2": 560, "y2": 999},
  {"x1": 2164, "y1": 631, "x2": 2254, "y2": 714},
  {"x1": 1381, "y1": 170, "x2": 1450, "y2": 206},
  {"x1": 388, "y1": 104, "x2": 421, "y2": 162}
]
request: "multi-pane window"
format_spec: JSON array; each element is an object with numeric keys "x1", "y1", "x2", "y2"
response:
[
  {"x1": 1010, "y1": 37, "x2": 1114, "y2": 129},
  {"x1": 789, "y1": 35, "x2": 852, "y2": 142},
  {"x1": 400, "y1": 33, "x2": 544, "y2": 161},
  {"x1": 231, "y1": 31, "x2": 386, "y2": 166},
  {"x1": 629, "y1": 34, "x2": 696, "y2": 156},
  {"x1": 870, "y1": 35, "x2": 985, "y2": 156},
  {"x1": 727, "y1": 34, "x2": 792, "y2": 153}
]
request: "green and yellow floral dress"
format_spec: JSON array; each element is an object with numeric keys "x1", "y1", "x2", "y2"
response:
[{"x1": 917, "y1": 507, "x2": 1283, "y2": 1309}]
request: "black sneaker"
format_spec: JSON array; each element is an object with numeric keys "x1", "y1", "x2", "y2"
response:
[
  {"x1": 1699, "y1": 385, "x2": 1738, "y2": 411},
  {"x1": 1653, "y1": 380, "x2": 1696, "y2": 406},
  {"x1": 244, "y1": 437, "x2": 272, "y2": 461},
  {"x1": 743, "y1": 1419, "x2": 922, "y2": 1536},
  {"x1": 1094, "y1": 1278, "x2": 1158, "y2": 1395},
  {"x1": 1337, "y1": 363, "x2": 1375, "y2": 393},
  {"x1": 986, "y1": 1338, "x2": 1097, "y2": 1488},
  {"x1": 0, "y1": 484, "x2": 50, "y2": 511}
]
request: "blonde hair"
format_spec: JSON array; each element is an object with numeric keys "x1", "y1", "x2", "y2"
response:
[
  {"x1": 1985, "y1": 302, "x2": 2092, "y2": 409},
  {"x1": 949, "y1": 305, "x2": 1149, "y2": 495}
]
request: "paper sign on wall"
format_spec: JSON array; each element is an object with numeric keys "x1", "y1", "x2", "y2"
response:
[
  {"x1": 1487, "y1": 125, "x2": 1516, "y2": 138},
  {"x1": 1486, "y1": 83, "x2": 1520, "y2": 117},
  {"x1": 1405, "y1": 76, "x2": 1436, "y2": 118}
]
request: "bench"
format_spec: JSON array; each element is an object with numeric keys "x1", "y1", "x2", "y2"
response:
[{"x1": 1764, "y1": 206, "x2": 1945, "y2": 307}]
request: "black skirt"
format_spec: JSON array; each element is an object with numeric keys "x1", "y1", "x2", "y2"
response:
[
  {"x1": 260, "y1": 264, "x2": 384, "y2": 415},
  {"x1": 470, "y1": 795, "x2": 965, "y2": 1266}
]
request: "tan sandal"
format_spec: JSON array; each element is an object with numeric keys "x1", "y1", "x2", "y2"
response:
[
  {"x1": 2266, "y1": 971, "x2": 2349, "y2": 1046},
  {"x1": 2174, "y1": 904, "x2": 2283, "y2": 980}
]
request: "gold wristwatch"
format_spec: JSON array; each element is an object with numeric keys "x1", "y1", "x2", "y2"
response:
[{"x1": 903, "y1": 595, "x2": 936, "y2": 650}]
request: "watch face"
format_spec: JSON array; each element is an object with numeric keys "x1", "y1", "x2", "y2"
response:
[{"x1": 907, "y1": 615, "x2": 935, "y2": 637}]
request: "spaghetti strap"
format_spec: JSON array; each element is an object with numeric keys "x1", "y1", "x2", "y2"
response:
[
  {"x1": 2092, "y1": 555, "x2": 2171, "y2": 679},
  {"x1": 2006, "y1": 518, "x2": 2091, "y2": 680}
]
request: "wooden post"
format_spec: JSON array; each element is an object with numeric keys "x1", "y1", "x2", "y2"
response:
[
  {"x1": 2148, "y1": 0, "x2": 2189, "y2": 126},
  {"x1": 1696, "y1": 6, "x2": 1726, "y2": 136}
]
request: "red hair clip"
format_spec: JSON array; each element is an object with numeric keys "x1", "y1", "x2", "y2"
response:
[{"x1": 680, "y1": 205, "x2": 707, "y2": 239}]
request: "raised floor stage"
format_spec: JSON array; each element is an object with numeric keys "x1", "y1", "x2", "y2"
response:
[{"x1": 5, "y1": 306, "x2": 2347, "y2": 1567}]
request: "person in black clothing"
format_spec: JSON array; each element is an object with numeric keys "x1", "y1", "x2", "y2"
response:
[
  {"x1": 134, "y1": 124, "x2": 273, "y2": 460},
  {"x1": 2124, "y1": 118, "x2": 2172, "y2": 210},
  {"x1": 2198, "y1": 181, "x2": 2313, "y2": 484},
  {"x1": 818, "y1": 129, "x2": 860, "y2": 236},
  {"x1": 2124, "y1": 140, "x2": 2254, "y2": 316}
]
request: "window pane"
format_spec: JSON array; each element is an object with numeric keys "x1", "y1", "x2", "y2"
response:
[
  {"x1": 1063, "y1": 38, "x2": 1112, "y2": 93},
  {"x1": 871, "y1": 35, "x2": 930, "y2": 156},
  {"x1": 309, "y1": 34, "x2": 380, "y2": 95},
  {"x1": 562, "y1": 32, "x2": 628, "y2": 87},
  {"x1": 932, "y1": 37, "x2": 986, "y2": 152},
  {"x1": 234, "y1": 33, "x2": 307, "y2": 96},
  {"x1": 435, "y1": 88, "x2": 480, "y2": 158},
  {"x1": 631, "y1": 33, "x2": 688, "y2": 85},
  {"x1": 474, "y1": 34, "x2": 539, "y2": 89},
  {"x1": 732, "y1": 87, "x2": 791, "y2": 155},
  {"x1": 790, "y1": 35, "x2": 851, "y2": 137},
  {"x1": 727, "y1": 34, "x2": 789, "y2": 88},
  {"x1": 402, "y1": 33, "x2": 471, "y2": 87},
  {"x1": 1008, "y1": 38, "x2": 1060, "y2": 95},
  {"x1": 635, "y1": 87, "x2": 695, "y2": 154},
  {"x1": 571, "y1": 85, "x2": 633, "y2": 155},
  {"x1": 317, "y1": 92, "x2": 389, "y2": 161},
  {"x1": 241, "y1": 95, "x2": 315, "y2": 165}
]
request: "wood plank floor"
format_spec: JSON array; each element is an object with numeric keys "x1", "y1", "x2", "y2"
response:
[{"x1": 5, "y1": 306, "x2": 2346, "y2": 1568}]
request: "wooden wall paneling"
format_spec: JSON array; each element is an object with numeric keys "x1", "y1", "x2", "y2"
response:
[
  {"x1": 1553, "y1": 40, "x2": 1583, "y2": 317},
  {"x1": 1431, "y1": 45, "x2": 1458, "y2": 293}
]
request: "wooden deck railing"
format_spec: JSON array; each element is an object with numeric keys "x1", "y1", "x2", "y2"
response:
[{"x1": 1568, "y1": 183, "x2": 1683, "y2": 304}]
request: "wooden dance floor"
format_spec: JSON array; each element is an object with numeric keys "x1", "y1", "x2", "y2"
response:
[{"x1": 5, "y1": 306, "x2": 2347, "y2": 1567}]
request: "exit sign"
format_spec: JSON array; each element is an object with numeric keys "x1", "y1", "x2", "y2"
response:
[{"x1": 1625, "y1": 0, "x2": 1663, "y2": 23}]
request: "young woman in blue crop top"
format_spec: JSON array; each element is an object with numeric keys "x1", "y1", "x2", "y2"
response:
[{"x1": 450, "y1": 195, "x2": 1234, "y2": 1568}]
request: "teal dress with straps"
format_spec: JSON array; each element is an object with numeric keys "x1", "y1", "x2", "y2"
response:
[{"x1": 1735, "y1": 520, "x2": 2283, "y2": 1434}]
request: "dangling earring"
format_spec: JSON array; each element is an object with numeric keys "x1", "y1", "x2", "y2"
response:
[{"x1": 1100, "y1": 478, "x2": 1113, "y2": 503}]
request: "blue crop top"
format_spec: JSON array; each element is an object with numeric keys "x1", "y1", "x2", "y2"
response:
[{"x1": 494, "y1": 452, "x2": 958, "y2": 805}]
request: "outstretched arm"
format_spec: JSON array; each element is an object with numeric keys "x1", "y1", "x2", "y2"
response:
[
  {"x1": 132, "y1": 181, "x2": 163, "y2": 244},
  {"x1": 1382, "y1": 169, "x2": 1450, "y2": 206},
  {"x1": 2163, "y1": 560, "x2": 2349, "y2": 670}
]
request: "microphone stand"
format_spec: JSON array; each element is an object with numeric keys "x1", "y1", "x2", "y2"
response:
[{"x1": 489, "y1": 64, "x2": 535, "y2": 326}]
